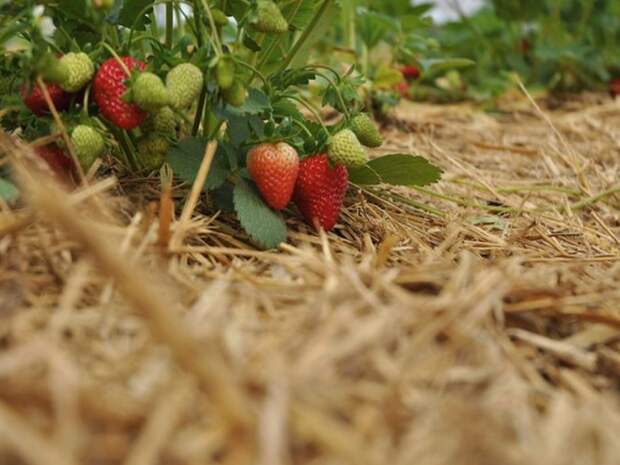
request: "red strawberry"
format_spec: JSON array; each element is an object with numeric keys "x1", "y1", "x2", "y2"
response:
[
  {"x1": 393, "y1": 81, "x2": 410, "y2": 99},
  {"x1": 21, "y1": 82, "x2": 71, "y2": 116},
  {"x1": 520, "y1": 38, "x2": 531, "y2": 54},
  {"x1": 293, "y1": 154, "x2": 348, "y2": 231},
  {"x1": 609, "y1": 77, "x2": 620, "y2": 98},
  {"x1": 34, "y1": 144, "x2": 75, "y2": 185},
  {"x1": 247, "y1": 142, "x2": 299, "y2": 210},
  {"x1": 400, "y1": 65, "x2": 420, "y2": 81},
  {"x1": 93, "y1": 56, "x2": 147, "y2": 129}
]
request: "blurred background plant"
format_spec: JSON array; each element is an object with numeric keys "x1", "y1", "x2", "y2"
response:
[{"x1": 307, "y1": 0, "x2": 620, "y2": 110}]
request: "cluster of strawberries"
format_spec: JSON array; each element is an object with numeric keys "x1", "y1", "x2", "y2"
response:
[
  {"x1": 22, "y1": 53, "x2": 205, "y2": 178},
  {"x1": 247, "y1": 114, "x2": 383, "y2": 231}
]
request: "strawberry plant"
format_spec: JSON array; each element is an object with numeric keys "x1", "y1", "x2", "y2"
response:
[
  {"x1": 0, "y1": 0, "x2": 442, "y2": 249},
  {"x1": 434, "y1": 0, "x2": 620, "y2": 99}
]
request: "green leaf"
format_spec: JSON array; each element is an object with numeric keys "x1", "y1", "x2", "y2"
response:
[
  {"x1": 367, "y1": 154, "x2": 442, "y2": 187},
  {"x1": 290, "y1": 1, "x2": 341, "y2": 68},
  {"x1": 0, "y1": 177, "x2": 19, "y2": 203},
  {"x1": 226, "y1": 88, "x2": 271, "y2": 115},
  {"x1": 167, "y1": 137, "x2": 229, "y2": 191},
  {"x1": 213, "y1": 182, "x2": 235, "y2": 213},
  {"x1": 108, "y1": 0, "x2": 154, "y2": 29},
  {"x1": 348, "y1": 165, "x2": 382, "y2": 185},
  {"x1": 282, "y1": 0, "x2": 316, "y2": 30},
  {"x1": 233, "y1": 179, "x2": 287, "y2": 249}
]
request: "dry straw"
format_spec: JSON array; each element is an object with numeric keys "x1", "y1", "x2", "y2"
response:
[{"x1": 0, "y1": 93, "x2": 619, "y2": 465}]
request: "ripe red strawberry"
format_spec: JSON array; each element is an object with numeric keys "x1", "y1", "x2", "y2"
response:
[
  {"x1": 609, "y1": 77, "x2": 620, "y2": 98},
  {"x1": 21, "y1": 82, "x2": 71, "y2": 116},
  {"x1": 93, "y1": 56, "x2": 147, "y2": 129},
  {"x1": 520, "y1": 38, "x2": 531, "y2": 54},
  {"x1": 247, "y1": 142, "x2": 299, "y2": 210},
  {"x1": 34, "y1": 144, "x2": 74, "y2": 185},
  {"x1": 400, "y1": 65, "x2": 420, "y2": 81},
  {"x1": 393, "y1": 81, "x2": 410, "y2": 99},
  {"x1": 293, "y1": 154, "x2": 348, "y2": 231}
]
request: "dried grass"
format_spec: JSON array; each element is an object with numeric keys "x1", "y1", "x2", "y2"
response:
[{"x1": 1, "y1": 93, "x2": 620, "y2": 465}]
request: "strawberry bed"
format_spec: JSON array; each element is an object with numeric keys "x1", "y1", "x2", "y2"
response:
[{"x1": 1, "y1": 2, "x2": 620, "y2": 465}]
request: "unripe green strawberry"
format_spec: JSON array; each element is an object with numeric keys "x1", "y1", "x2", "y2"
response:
[
  {"x1": 328, "y1": 129, "x2": 368, "y2": 168},
  {"x1": 131, "y1": 72, "x2": 170, "y2": 112},
  {"x1": 59, "y1": 52, "x2": 94, "y2": 92},
  {"x1": 350, "y1": 114, "x2": 383, "y2": 148},
  {"x1": 137, "y1": 135, "x2": 169, "y2": 171},
  {"x1": 166, "y1": 63, "x2": 204, "y2": 109},
  {"x1": 71, "y1": 125, "x2": 105, "y2": 170},
  {"x1": 38, "y1": 54, "x2": 69, "y2": 84},
  {"x1": 143, "y1": 106, "x2": 177, "y2": 134},
  {"x1": 211, "y1": 8, "x2": 228, "y2": 27},
  {"x1": 223, "y1": 80, "x2": 247, "y2": 107},
  {"x1": 253, "y1": 0, "x2": 288, "y2": 33},
  {"x1": 216, "y1": 57, "x2": 235, "y2": 90}
]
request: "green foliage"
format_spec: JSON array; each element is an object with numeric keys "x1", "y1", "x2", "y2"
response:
[
  {"x1": 348, "y1": 154, "x2": 442, "y2": 187},
  {"x1": 436, "y1": 0, "x2": 620, "y2": 96},
  {"x1": 233, "y1": 179, "x2": 287, "y2": 249},
  {"x1": 1, "y1": 0, "x2": 443, "y2": 247},
  {"x1": 167, "y1": 137, "x2": 229, "y2": 191}
]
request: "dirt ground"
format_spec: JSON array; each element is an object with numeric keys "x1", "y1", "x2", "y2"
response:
[{"x1": 0, "y1": 92, "x2": 619, "y2": 465}]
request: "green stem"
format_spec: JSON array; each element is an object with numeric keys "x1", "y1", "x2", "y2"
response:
[
  {"x1": 285, "y1": 95, "x2": 330, "y2": 138},
  {"x1": 199, "y1": 0, "x2": 223, "y2": 56},
  {"x1": 100, "y1": 42, "x2": 132, "y2": 76},
  {"x1": 165, "y1": 1, "x2": 174, "y2": 49},
  {"x1": 256, "y1": 0, "x2": 304, "y2": 73},
  {"x1": 108, "y1": 125, "x2": 137, "y2": 170},
  {"x1": 236, "y1": 58, "x2": 269, "y2": 89},
  {"x1": 309, "y1": 69, "x2": 349, "y2": 119},
  {"x1": 291, "y1": 119, "x2": 313, "y2": 139},
  {"x1": 277, "y1": 0, "x2": 333, "y2": 73}
]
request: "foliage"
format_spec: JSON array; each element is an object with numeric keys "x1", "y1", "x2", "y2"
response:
[
  {"x1": 0, "y1": 0, "x2": 442, "y2": 248},
  {"x1": 435, "y1": 0, "x2": 620, "y2": 98}
]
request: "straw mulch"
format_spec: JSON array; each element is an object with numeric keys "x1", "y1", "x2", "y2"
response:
[{"x1": 1, "y1": 93, "x2": 620, "y2": 465}]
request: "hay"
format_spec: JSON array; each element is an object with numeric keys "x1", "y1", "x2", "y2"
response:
[{"x1": 1, "y1": 93, "x2": 620, "y2": 465}]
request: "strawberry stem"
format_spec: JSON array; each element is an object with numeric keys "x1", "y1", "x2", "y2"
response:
[
  {"x1": 198, "y1": 0, "x2": 223, "y2": 56},
  {"x1": 165, "y1": 0, "x2": 174, "y2": 49},
  {"x1": 285, "y1": 95, "x2": 330, "y2": 139},
  {"x1": 278, "y1": 0, "x2": 333, "y2": 73},
  {"x1": 100, "y1": 42, "x2": 132, "y2": 77},
  {"x1": 308, "y1": 69, "x2": 350, "y2": 120}
]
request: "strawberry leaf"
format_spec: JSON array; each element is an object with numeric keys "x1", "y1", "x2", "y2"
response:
[
  {"x1": 108, "y1": 0, "x2": 154, "y2": 29},
  {"x1": 365, "y1": 154, "x2": 442, "y2": 187},
  {"x1": 167, "y1": 137, "x2": 229, "y2": 190},
  {"x1": 233, "y1": 179, "x2": 287, "y2": 249},
  {"x1": 348, "y1": 165, "x2": 382, "y2": 185}
]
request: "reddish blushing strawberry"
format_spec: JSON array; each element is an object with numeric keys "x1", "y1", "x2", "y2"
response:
[
  {"x1": 400, "y1": 65, "x2": 420, "y2": 81},
  {"x1": 93, "y1": 56, "x2": 147, "y2": 129},
  {"x1": 393, "y1": 81, "x2": 410, "y2": 99},
  {"x1": 609, "y1": 77, "x2": 620, "y2": 98},
  {"x1": 21, "y1": 82, "x2": 71, "y2": 116},
  {"x1": 34, "y1": 144, "x2": 74, "y2": 185},
  {"x1": 293, "y1": 154, "x2": 348, "y2": 231},
  {"x1": 247, "y1": 142, "x2": 299, "y2": 210}
]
